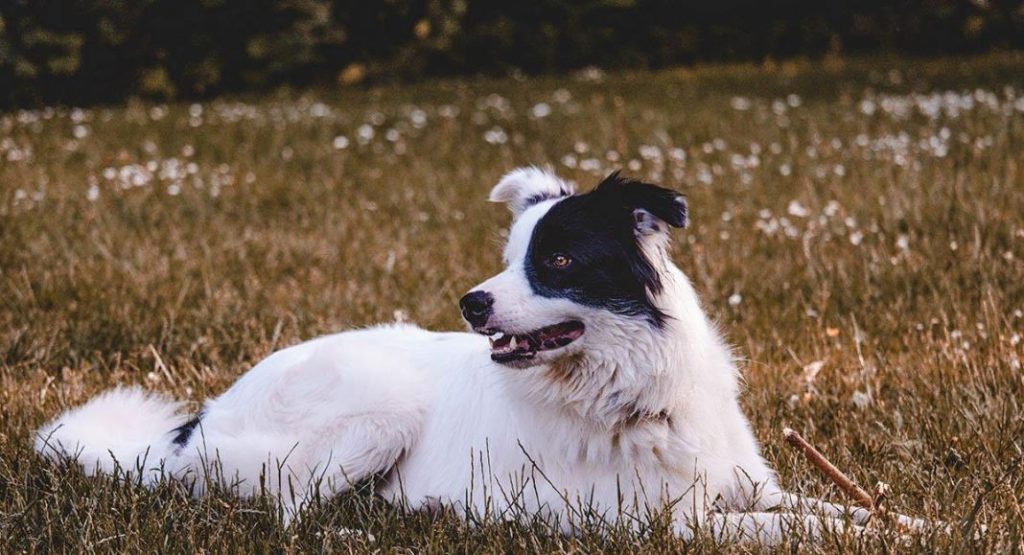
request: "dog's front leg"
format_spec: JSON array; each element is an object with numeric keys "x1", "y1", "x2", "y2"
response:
[
  {"x1": 769, "y1": 492, "x2": 932, "y2": 532},
  {"x1": 702, "y1": 510, "x2": 860, "y2": 545},
  {"x1": 769, "y1": 492, "x2": 872, "y2": 524}
]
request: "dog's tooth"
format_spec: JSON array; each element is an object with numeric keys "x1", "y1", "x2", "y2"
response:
[
  {"x1": 510, "y1": 336, "x2": 518, "y2": 349},
  {"x1": 492, "y1": 331, "x2": 504, "y2": 341}
]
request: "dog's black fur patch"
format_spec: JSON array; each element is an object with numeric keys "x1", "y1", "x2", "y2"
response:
[
  {"x1": 524, "y1": 186, "x2": 573, "y2": 209},
  {"x1": 524, "y1": 172, "x2": 687, "y2": 327},
  {"x1": 171, "y1": 414, "x2": 202, "y2": 447}
]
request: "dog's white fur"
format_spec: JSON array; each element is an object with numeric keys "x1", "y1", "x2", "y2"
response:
[{"x1": 36, "y1": 168, "x2": 922, "y2": 543}]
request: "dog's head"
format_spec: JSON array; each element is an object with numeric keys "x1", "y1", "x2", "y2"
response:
[{"x1": 460, "y1": 167, "x2": 688, "y2": 368}]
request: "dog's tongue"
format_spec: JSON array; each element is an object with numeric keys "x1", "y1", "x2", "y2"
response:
[{"x1": 534, "y1": 321, "x2": 584, "y2": 350}]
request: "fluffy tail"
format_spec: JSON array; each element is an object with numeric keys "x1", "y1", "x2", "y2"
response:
[{"x1": 35, "y1": 386, "x2": 188, "y2": 480}]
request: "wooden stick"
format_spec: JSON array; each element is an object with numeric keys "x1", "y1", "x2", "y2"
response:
[{"x1": 783, "y1": 427, "x2": 875, "y2": 510}]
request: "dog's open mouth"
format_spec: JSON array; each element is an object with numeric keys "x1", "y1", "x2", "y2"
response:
[{"x1": 482, "y1": 321, "x2": 585, "y2": 363}]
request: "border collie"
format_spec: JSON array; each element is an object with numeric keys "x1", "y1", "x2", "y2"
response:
[{"x1": 36, "y1": 168, "x2": 924, "y2": 543}]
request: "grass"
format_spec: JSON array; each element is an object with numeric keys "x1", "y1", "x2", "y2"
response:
[{"x1": 2, "y1": 53, "x2": 1024, "y2": 552}]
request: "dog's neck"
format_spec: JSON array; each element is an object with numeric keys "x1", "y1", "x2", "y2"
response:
[{"x1": 513, "y1": 257, "x2": 740, "y2": 433}]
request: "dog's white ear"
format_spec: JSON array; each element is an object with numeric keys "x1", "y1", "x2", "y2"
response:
[{"x1": 489, "y1": 167, "x2": 574, "y2": 217}]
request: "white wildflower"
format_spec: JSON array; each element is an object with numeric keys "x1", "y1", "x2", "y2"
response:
[
  {"x1": 851, "y1": 391, "x2": 871, "y2": 409},
  {"x1": 730, "y1": 97, "x2": 752, "y2": 111},
  {"x1": 787, "y1": 200, "x2": 810, "y2": 218},
  {"x1": 357, "y1": 124, "x2": 375, "y2": 142}
]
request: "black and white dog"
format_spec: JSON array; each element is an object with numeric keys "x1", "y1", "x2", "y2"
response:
[{"x1": 36, "y1": 168, "x2": 923, "y2": 543}]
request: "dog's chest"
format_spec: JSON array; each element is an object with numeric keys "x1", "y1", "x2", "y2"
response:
[{"x1": 381, "y1": 374, "x2": 702, "y2": 519}]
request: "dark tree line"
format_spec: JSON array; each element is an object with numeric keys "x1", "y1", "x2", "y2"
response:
[{"x1": 1, "y1": 0, "x2": 1021, "y2": 107}]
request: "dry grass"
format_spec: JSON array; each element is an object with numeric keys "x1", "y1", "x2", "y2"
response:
[{"x1": 2, "y1": 54, "x2": 1023, "y2": 552}]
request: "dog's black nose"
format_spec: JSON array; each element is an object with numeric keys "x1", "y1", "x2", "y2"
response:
[{"x1": 459, "y1": 291, "x2": 494, "y2": 328}]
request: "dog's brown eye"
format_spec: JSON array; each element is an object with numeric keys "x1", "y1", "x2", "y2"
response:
[{"x1": 549, "y1": 254, "x2": 572, "y2": 269}]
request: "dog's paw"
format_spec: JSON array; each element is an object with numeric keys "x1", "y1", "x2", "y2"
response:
[
  {"x1": 332, "y1": 527, "x2": 377, "y2": 543},
  {"x1": 892, "y1": 513, "x2": 929, "y2": 531},
  {"x1": 871, "y1": 512, "x2": 953, "y2": 547},
  {"x1": 890, "y1": 512, "x2": 950, "y2": 535}
]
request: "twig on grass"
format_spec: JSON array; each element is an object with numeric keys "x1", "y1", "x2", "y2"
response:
[{"x1": 782, "y1": 427, "x2": 876, "y2": 510}]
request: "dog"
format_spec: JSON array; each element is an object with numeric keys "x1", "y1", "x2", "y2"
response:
[{"x1": 35, "y1": 168, "x2": 925, "y2": 543}]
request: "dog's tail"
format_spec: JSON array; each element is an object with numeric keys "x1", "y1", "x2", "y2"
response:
[{"x1": 35, "y1": 386, "x2": 189, "y2": 481}]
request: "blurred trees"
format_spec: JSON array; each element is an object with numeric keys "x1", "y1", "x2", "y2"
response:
[{"x1": 1, "y1": 0, "x2": 1021, "y2": 106}]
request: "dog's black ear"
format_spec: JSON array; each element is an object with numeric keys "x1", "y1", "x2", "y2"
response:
[{"x1": 596, "y1": 171, "x2": 688, "y2": 233}]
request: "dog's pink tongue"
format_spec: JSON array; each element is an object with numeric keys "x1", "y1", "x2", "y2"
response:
[{"x1": 536, "y1": 322, "x2": 584, "y2": 350}]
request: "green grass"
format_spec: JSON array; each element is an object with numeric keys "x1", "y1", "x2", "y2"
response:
[{"x1": 2, "y1": 54, "x2": 1024, "y2": 552}]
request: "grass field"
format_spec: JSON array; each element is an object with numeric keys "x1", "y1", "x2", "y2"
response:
[{"x1": 2, "y1": 54, "x2": 1023, "y2": 552}]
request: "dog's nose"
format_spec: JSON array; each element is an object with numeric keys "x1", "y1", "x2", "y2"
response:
[{"x1": 459, "y1": 291, "x2": 494, "y2": 328}]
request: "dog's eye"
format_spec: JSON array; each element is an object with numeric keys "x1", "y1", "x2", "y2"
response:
[{"x1": 548, "y1": 254, "x2": 572, "y2": 269}]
